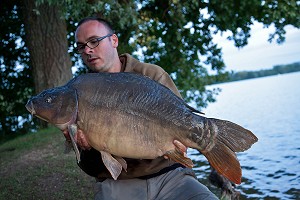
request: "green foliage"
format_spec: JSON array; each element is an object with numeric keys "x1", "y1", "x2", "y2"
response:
[
  {"x1": 228, "y1": 62, "x2": 300, "y2": 82},
  {"x1": 258, "y1": 0, "x2": 300, "y2": 43},
  {"x1": 133, "y1": 1, "x2": 228, "y2": 107},
  {"x1": 0, "y1": 0, "x2": 37, "y2": 136},
  {"x1": 1, "y1": 0, "x2": 299, "y2": 135}
]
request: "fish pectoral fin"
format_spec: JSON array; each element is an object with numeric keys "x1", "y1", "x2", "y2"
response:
[
  {"x1": 115, "y1": 156, "x2": 127, "y2": 172},
  {"x1": 68, "y1": 124, "x2": 81, "y2": 163},
  {"x1": 100, "y1": 151, "x2": 123, "y2": 180},
  {"x1": 164, "y1": 148, "x2": 194, "y2": 168}
]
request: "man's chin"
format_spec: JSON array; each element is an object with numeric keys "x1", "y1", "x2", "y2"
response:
[{"x1": 88, "y1": 64, "x2": 103, "y2": 72}]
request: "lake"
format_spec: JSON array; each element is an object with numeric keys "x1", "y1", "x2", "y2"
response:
[{"x1": 189, "y1": 72, "x2": 300, "y2": 199}]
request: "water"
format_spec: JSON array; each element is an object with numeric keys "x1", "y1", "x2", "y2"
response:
[{"x1": 189, "y1": 72, "x2": 300, "y2": 199}]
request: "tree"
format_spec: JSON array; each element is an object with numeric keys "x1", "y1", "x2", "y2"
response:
[
  {"x1": 0, "y1": 0, "x2": 34, "y2": 136},
  {"x1": 22, "y1": 0, "x2": 72, "y2": 94},
  {"x1": 0, "y1": 0, "x2": 299, "y2": 135}
]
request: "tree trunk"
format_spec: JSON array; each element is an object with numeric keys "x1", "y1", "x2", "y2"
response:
[
  {"x1": 22, "y1": 0, "x2": 72, "y2": 94},
  {"x1": 22, "y1": 0, "x2": 72, "y2": 127}
]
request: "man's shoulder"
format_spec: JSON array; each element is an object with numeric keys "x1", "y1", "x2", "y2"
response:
[
  {"x1": 120, "y1": 53, "x2": 181, "y2": 98},
  {"x1": 120, "y1": 53, "x2": 166, "y2": 74}
]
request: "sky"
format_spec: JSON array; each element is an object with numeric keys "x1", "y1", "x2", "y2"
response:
[{"x1": 213, "y1": 22, "x2": 300, "y2": 72}]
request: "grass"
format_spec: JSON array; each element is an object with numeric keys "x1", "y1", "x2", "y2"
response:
[{"x1": 0, "y1": 126, "x2": 95, "y2": 200}]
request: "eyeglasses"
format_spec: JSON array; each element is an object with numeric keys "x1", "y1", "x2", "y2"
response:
[{"x1": 75, "y1": 33, "x2": 113, "y2": 53}]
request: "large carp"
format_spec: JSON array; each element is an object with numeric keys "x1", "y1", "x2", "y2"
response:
[{"x1": 25, "y1": 72, "x2": 258, "y2": 184}]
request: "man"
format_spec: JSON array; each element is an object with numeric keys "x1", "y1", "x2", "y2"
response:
[{"x1": 68, "y1": 16, "x2": 218, "y2": 200}]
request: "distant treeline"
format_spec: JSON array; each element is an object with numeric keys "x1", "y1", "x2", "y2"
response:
[{"x1": 228, "y1": 62, "x2": 300, "y2": 82}]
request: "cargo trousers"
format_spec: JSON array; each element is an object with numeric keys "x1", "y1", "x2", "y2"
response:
[{"x1": 94, "y1": 167, "x2": 219, "y2": 200}]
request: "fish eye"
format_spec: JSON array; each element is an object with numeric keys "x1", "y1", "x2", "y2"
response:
[{"x1": 45, "y1": 97, "x2": 52, "y2": 103}]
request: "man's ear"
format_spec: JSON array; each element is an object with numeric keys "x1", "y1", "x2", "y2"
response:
[{"x1": 111, "y1": 34, "x2": 119, "y2": 48}]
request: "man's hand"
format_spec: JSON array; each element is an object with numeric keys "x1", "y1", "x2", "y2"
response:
[
  {"x1": 75, "y1": 129, "x2": 92, "y2": 150},
  {"x1": 62, "y1": 130, "x2": 71, "y2": 141},
  {"x1": 164, "y1": 140, "x2": 188, "y2": 159},
  {"x1": 173, "y1": 140, "x2": 187, "y2": 157},
  {"x1": 62, "y1": 129, "x2": 92, "y2": 150}
]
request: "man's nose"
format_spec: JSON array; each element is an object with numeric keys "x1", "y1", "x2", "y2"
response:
[{"x1": 83, "y1": 45, "x2": 93, "y2": 54}]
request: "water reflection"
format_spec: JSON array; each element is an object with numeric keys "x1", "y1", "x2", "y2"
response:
[{"x1": 189, "y1": 72, "x2": 300, "y2": 199}]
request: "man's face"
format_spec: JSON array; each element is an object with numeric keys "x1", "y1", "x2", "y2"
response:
[{"x1": 75, "y1": 20, "x2": 118, "y2": 72}]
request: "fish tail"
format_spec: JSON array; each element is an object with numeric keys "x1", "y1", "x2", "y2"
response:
[{"x1": 193, "y1": 117, "x2": 258, "y2": 184}]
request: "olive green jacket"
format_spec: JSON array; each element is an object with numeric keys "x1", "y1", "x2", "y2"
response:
[{"x1": 120, "y1": 53, "x2": 181, "y2": 98}]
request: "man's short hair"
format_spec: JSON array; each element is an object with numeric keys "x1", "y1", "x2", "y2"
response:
[{"x1": 77, "y1": 17, "x2": 115, "y2": 34}]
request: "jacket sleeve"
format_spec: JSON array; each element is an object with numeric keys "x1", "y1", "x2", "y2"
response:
[
  {"x1": 77, "y1": 148, "x2": 107, "y2": 177},
  {"x1": 155, "y1": 71, "x2": 182, "y2": 98}
]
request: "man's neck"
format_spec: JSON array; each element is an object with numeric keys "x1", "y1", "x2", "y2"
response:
[{"x1": 107, "y1": 59, "x2": 122, "y2": 73}]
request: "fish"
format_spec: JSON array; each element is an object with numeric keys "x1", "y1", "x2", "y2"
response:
[{"x1": 25, "y1": 72, "x2": 258, "y2": 184}]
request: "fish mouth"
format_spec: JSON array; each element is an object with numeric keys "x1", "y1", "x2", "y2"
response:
[
  {"x1": 25, "y1": 100, "x2": 50, "y2": 123},
  {"x1": 25, "y1": 100, "x2": 36, "y2": 115}
]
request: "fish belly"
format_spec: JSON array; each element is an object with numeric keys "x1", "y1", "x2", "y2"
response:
[{"x1": 77, "y1": 108, "x2": 180, "y2": 159}]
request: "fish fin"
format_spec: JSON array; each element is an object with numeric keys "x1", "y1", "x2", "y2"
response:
[
  {"x1": 208, "y1": 118, "x2": 258, "y2": 152},
  {"x1": 165, "y1": 148, "x2": 194, "y2": 168},
  {"x1": 100, "y1": 151, "x2": 122, "y2": 180},
  {"x1": 115, "y1": 156, "x2": 127, "y2": 172},
  {"x1": 68, "y1": 124, "x2": 81, "y2": 163},
  {"x1": 193, "y1": 118, "x2": 257, "y2": 184},
  {"x1": 202, "y1": 141, "x2": 242, "y2": 184},
  {"x1": 185, "y1": 102, "x2": 205, "y2": 115}
]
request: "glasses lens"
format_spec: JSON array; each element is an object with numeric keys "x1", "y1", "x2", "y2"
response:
[
  {"x1": 87, "y1": 38, "x2": 100, "y2": 49},
  {"x1": 75, "y1": 45, "x2": 84, "y2": 53}
]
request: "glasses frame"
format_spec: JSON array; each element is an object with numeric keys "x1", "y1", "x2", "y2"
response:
[{"x1": 75, "y1": 33, "x2": 113, "y2": 54}]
